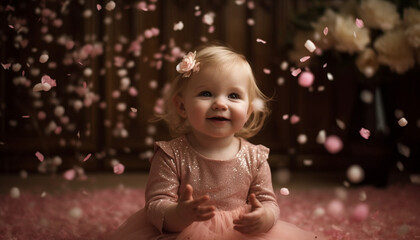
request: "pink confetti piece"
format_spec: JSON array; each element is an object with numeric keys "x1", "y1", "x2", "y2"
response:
[
  {"x1": 1, "y1": 63, "x2": 11, "y2": 69},
  {"x1": 398, "y1": 117, "x2": 408, "y2": 127},
  {"x1": 324, "y1": 135, "x2": 343, "y2": 154},
  {"x1": 41, "y1": 75, "x2": 56, "y2": 87},
  {"x1": 35, "y1": 151, "x2": 44, "y2": 162},
  {"x1": 323, "y1": 27, "x2": 328, "y2": 36},
  {"x1": 256, "y1": 38, "x2": 266, "y2": 44},
  {"x1": 298, "y1": 71, "x2": 314, "y2": 87},
  {"x1": 63, "y1": 169, "x2": 76, "y2": 181},
  {"x1": 355, "y1": 18, "x2": 364, "y2": 28},
  {"x1": 299, "y1": 56, "x2": 310, "y2": 62},
  {"x1": 280, "y1": 188, "x2": 290, "y2": 196},
  {"x1": 290, "y1": 114, "x2": 300, "y2": 124},
  {"x1": 291, "y1": 68, "x2": 302, "y2": 77},
  {"x1": 359, "y1": 128, "x2": 370, "y2": 139},
  {"x1": 83, "y1": 153, "x2": 92, "y2": 162},
  {"x1": 113, "y1": 163, "x2": 125, "y2": 175}
]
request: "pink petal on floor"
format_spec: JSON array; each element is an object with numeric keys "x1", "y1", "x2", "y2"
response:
[
  {"x1": 83, "y1": 153, "x2": 92, "y2": 162},
  {"x1": 359, "y1": 128, "x2": 370, "y2": 139},
  {"x1": 35, "y1": 151, "x2": 44, "y2": 162},
  {"x1": 113, "y1": 163, "x2": 125, "y2": 175},
  {"x1": 63, "y1": 169, "x2": 76, "y2": 181}
]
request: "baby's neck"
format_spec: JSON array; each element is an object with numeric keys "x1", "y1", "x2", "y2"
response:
[{"x1": 186, "y1": 133, "x2": 240, "y2": 160}]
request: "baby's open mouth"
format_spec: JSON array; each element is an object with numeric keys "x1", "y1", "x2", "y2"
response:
[{"x1": 208, "y1": 117, "x2": 230, "y2": 121}]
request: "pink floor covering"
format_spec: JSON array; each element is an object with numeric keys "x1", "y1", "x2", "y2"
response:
[{"x1": 1, "y1": 184, "x2": 419, "y2": 240}]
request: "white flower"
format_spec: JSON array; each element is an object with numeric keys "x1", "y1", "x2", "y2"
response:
[
  {"x1": 374, "y1": 29, "x2": 415, "y2": 74},
  {"x1": 333, "y1": 15, "x2": 370, "y2": 54},
  {"x1": 358, "y1": 0, "x2": 401, "y2": 31}
]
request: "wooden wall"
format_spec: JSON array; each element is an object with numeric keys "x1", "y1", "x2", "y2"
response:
[{"x1": 1, "y1": 0, "x2": 419, "y2": 181}]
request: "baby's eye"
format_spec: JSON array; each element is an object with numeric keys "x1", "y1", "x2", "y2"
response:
[
  {"x1": 198, "y1": 91, "x2": 212, "y2": 97},
  {"x1": 228, "y1": 93, "x2": 240, "y2": 99}
]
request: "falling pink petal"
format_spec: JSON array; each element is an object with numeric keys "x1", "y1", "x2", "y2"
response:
[
  {"x1": 1, "y1": 63, "x2": 11, "y2": 69},
  {"x1": 291, "y1": 68, "x2": 302, "y2": 77},
  {"x1": 324, "y1": 135, "x2": 343, "y2": 154},
  {"x1": 280, "y1": 188, "x2": 290, "y2": 196},
  {"x1": 263, "y1": 68, "x2": 271, "y2": 74},
  {"x1": 8, "y1": 24, "x2": 14, "y2": 29},
  {"x1": 282, "y1": 114, "x2": 289, "y2": 120},
  {"x1": 398, "y1": 117, "x2": 408, "y2": 127},
  {"x1": 323, "y1": 63, "x2": 328, "y2": 68},
  {"x1": 299, "y1": 56, "x2": 310, "y2": 62},
  {"x1": 359, "y1": 128, "x2": 370, "y2": 139},
  {"x1": 323, "y1": 27, "x2": 328, "y2": 36},
  {"x1": 256, "y1": 38, "x2": 266, "y2": 44},
  {"x1": 63, "y1": 169, "x2": 76, "y2": 181},
  {"x1": 83, "y1": 153, "x2": 92, "y2": 162},
  {"x1": 22, "y1": 115, "x2": 30, "y2": 118},
  {"x1": 130, "y1": 107, "x2": 138, "y2": 113},
  {"x1": 41, "y1": 75, "x2": 56, "y2": 87},
  {"x1": 96, "y1": 4, "x2": 102, "y2": 11},
  {"x1": 35, "y1": 151, "x2": 44, "y2": 162},
  {"x1": 355, "y1": 18, "x2": 364, "y2": 28},
  {"x1": 113, "y1": 163, "x2": 125, "y2": 175},
  {"x1": 290, "y1": 114, "x2": 300, "y2": 124},
  {"x1": 298, "y1": 71, "x2": 314, "y2": 87}
]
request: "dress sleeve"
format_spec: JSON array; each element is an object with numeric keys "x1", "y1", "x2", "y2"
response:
[
  {"x1": 145, "y1": 146, "x2": 180, "y2": 233},
  {"x1": 249, "y1": 145, "x2": 280, "y2": 225}
]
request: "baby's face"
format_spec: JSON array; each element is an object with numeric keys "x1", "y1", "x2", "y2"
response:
[{"x1": 178, "y1": 65, "x2": 252, "y2": 139}]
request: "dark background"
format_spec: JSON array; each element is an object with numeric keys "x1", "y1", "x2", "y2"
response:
[{"x1": 1, "y1": 0, "x2": 419, "y2": 187}]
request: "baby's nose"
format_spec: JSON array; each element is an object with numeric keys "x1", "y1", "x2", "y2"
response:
[{"x1": 212, "y1": 97, "x2": 228, "y2": 110}]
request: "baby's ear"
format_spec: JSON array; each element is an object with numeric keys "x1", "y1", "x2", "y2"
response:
[{"x1": 173, "y1": 95, "x2": 187, "y2": 118}]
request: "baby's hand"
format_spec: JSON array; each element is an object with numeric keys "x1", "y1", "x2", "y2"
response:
[
  {"x1": 233, "y1": 193, "x2": 273, "y2": 234},
  {"x1": 176, "y1": 184, "x2": 216, "y2": 223}
]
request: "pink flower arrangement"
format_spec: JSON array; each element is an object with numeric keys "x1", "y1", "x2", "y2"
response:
[{"x1": 176, "y1": 51, "x2": 200, "y2": 77}]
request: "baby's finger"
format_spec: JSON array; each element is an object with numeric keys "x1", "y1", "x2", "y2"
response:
[
  {"x1": 196, "y1": 205, "x2": 216, "y2": 215},
  {"x1": 179, "y1": 184, "x2": 193, "y2": 202},
  {"x1": 234, "y1": 224, "x2": 258, "y2": 234},
  {"x1": 190, "y1": 195, "x2": 210, "y2": 207},
  {"x1": 249, "y1": 193, "x2": 263, "y2": 208}
]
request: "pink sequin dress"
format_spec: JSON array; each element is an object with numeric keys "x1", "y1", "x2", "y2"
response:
[{"x1": 110, "y1": 135, "x2": 323, "y2": 240}]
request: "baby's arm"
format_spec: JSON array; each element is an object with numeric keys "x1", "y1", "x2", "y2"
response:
[
  {"x1": 233, "y1": 149, "x2": 279, "y2": 234},
  {"x1": 163, "y1": 184, "x2": 216, "y2": 232},
  {"x1": 145, "y1": 149, "x2": 215, "y2": 233}
]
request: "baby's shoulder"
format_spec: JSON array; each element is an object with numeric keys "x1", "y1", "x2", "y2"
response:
[
  {"x1": 153, "y1": 135, "x2": 188, "y2": 159},
  {"x1": 240, "y1": 138, "x2": 270, "y2": 162}
]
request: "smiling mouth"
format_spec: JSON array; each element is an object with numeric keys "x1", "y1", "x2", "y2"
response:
[{"x1": 208, "y1": 117, "x2": 230, "y2": 121}]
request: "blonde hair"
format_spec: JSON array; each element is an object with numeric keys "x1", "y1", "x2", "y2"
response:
[{"x1": 155, "y1": 44, "x2": 270, "y2": 139}]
